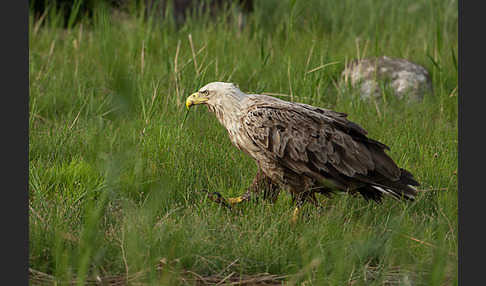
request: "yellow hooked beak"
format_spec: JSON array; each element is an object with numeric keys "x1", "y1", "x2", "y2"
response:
[{"x1": 185, "y1": 92, "x2": 209, "y2": 110}]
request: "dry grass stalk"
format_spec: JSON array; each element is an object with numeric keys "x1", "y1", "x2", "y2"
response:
[
  {"x1": 179, "y1": 44, "x2": 207, "y2": 73},
  {"x1": 33, "y1": 10, "x2": 48, "y2": 36},
  {"x1": 188, "y1": 34, "x2": 199, "y2": 76},
  {"x1": 174, "y1": 39, "x2": 181, "y2": 106},
  {"x1": 347, "y1": 265, "x2": 418, "y2": 286},
  {"x1": 417, "y1": 188, "x2": 448, "y2": 192},
  {"x1": 287, "y1": 59, "x2": 293, "y2": 102},
  {"x1": 306, "y1": 61, "x2": 340, "y2": 74},
  {"x1": 141, "y1": 40, "x2": 145, "y2": 76},
  {"x1": 30, "y1": 260, "x2": 288, "y2": 286},
  {"x1": 304, "y1": 41, "x2": 315, "y2": 77}
]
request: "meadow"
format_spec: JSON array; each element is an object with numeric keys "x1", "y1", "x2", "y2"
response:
[{"x1": 29, "y1": 0, "x2": 458, "y2": 284}]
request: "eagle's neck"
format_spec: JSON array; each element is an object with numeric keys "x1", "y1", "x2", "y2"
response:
[
  {"x1": 207, "y1": 93, "x2": 244, "y2": 126},
  {"x1": 207, "y1": 92, "x2": 245, "y2": 147}
]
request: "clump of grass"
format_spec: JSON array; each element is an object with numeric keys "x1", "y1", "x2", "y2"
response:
[{"x1": 29, "y1": 0, "x2": 457, "y2": 285}]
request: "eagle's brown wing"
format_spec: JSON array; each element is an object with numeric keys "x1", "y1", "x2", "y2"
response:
[{"x1": 240, "y1": 96, "x2": 418, "y2": 200}]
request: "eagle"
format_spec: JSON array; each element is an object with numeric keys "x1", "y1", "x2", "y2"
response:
[{"x1": 186, "y1": 82, "x2": 419, "y2": 220}]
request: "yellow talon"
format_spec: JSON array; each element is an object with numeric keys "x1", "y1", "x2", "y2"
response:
[
  {"x1": 290, "y1": 206, "x2": 300, "y2": 224},
  {"x1": 227, "y1": 196, "x2": 244, "y2": 204}
]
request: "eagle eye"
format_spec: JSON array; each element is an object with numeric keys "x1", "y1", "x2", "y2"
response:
[{"x1": 200, "y1": 90, "x2": 209, "y2": 96}]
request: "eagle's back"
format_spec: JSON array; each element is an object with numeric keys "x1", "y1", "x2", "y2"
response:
[{"x1": 237, "y1": 94, "x2": 418, "y2": 200}]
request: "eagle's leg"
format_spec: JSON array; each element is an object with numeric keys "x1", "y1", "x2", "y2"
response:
[
  {"x1": 202, "y1": 190, "x2": 233, "y2": 209},
  {"x1": 308, "y1": 188, "x2": 333, "y2": 210},
  {"x1": 290, "y1": 198, "x2": 306, "y2": 224},
  {"x1": 290, "y1": 190, "x2": 324, "y2": 223},
  {"x1": 290, "y1": 191, "x2": 308, "y2": 224},
  {"x1": 227, "y1": 168, "x2": 280, "y2": 205},
  {"x1": 254, "y1": 168, "x2": 281, "y2": 203}
]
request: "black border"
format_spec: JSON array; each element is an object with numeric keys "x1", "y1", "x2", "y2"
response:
[
  {"x1": 459, "y1": 0, "x2": 482, "y2": 285},
  {"x1": 1, "y1": 1, "x2": 29, "y2": 284}
]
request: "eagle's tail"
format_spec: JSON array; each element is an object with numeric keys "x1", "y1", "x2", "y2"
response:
[{"x1": 359, "y1": 168, "x2": 419, "y2": 202}]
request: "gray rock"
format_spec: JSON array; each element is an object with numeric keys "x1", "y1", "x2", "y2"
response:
[{"x1": 341, "y1": 56, "x2": 433, "y2": 101}]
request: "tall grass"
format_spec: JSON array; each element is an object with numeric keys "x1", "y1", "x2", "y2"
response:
[{"x1": 29, "y1": 0, "x2": 458, "y2": 284}]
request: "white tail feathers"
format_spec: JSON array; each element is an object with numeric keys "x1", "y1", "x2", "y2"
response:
[
  {"x1": 372, "y1": 185, "x2": 392, "y2": 195},
  {"x1": 372, "y1": 185, "x2": 415, "y2": 200},
  {"x1": 407, "y1": 184, "x2": 418, "y2": 191}
]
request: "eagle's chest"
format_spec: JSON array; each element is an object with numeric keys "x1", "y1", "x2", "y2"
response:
[
  {"x1": 227, "y1": 125, "x2": 254, "y2": 153},
  {"x1": 222, "y1": 115, "x2": 296, "y2": 188},
  {"x1": 228, "y1": 125, "x2": 284, "y2": 175}
]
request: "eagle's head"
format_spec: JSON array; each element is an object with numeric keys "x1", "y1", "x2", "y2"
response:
[{"x1": 185, "y1": 82, "x2": 244, "y2": 110}]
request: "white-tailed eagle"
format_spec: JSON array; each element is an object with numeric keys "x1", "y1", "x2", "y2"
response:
[{"x1": 186, "y1": 82, "x2": 419, "y2": 218}]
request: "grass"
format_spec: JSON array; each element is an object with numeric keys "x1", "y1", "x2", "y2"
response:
[{"x1": 29, "y1": 0, "x2": 458, "y2": 285}]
